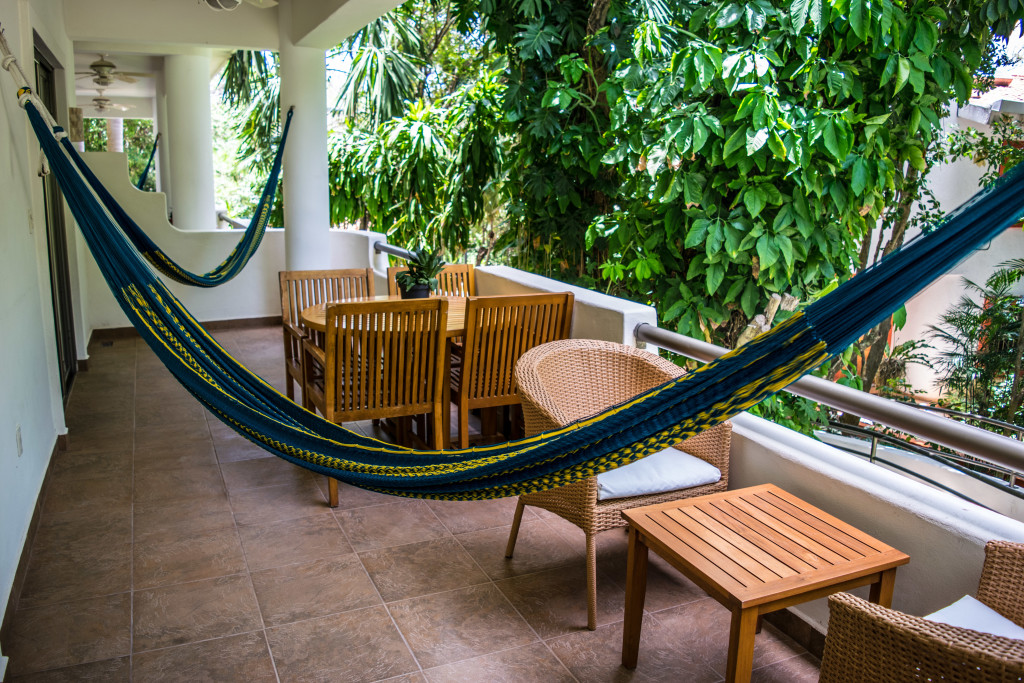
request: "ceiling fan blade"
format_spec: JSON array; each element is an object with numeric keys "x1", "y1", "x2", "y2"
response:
[{"x1": 115, "y1": 73, "x2": 138, "y2": 84}]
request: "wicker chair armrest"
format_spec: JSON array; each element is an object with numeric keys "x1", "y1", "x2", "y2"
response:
[
  {"x1": 673, "y1": 421, "x2": 731, "y2": 484},
  {"x1": 979, "y1": 540, "x2": 1024, "y2": 626},
  {"x1": 820, "y1": 592, "x2": 1024, "y2": 682}
]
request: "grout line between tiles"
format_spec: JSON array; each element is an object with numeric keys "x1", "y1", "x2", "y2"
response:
[{"x1": 331, "y1": 507, "x2": 426, "y2": 679}]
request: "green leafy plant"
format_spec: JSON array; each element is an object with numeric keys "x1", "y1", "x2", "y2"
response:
[
  {"x1": 395, "y1": 248, "x2": 447, "y2": 292},
  {"x1": 930, "y1": 259, "x2": 1024, "y2": 426}
]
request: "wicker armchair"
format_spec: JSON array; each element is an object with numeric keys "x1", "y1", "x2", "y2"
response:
[
  {"x1": 505, "y1": 339, "x2": 731, "y2": 630},
  {"x1": 820, "y1": 540, "x2": 1024, "y2": 682}
]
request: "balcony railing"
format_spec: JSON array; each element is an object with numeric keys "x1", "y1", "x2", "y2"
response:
[{"x1": 634, "y1": 322, "x2": 1024, "y2": 473}]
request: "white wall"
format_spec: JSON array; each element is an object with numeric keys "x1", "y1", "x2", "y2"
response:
[
  {"x1": 729, "y1": 413, "x2": 1024, "y2": 631},
  {"x1": 0, "y1": 0, "x2": 76, "y2": 627},
  {"x1": 895, "y1": 112, "x2": 1024, "y2": 397},
  {"x1": 79, "y1": 150, "x2": 388, "y2": 334},
  {"x1": 476, "y1": 265, "x2": 658, "y2": 345}
]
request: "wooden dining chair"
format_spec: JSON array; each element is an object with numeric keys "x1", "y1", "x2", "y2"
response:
[
  {"x1": 301, "y1": 298, "x2": 449, "y2": 507},
  {"x1": 279, "y1": 269, "x2": 374, "y2": 402},
  {"x1": 387, "y1": 263, "x2": 475, "y2": 296},
  {"x1": 450, "y1": 292, "x2": 574, "y2": 448}
]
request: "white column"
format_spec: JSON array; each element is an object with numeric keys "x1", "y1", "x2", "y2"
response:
[
  {"x1": 279, "y1": 0, "x2": 331, "y2": 270},
  {"x1": 155, "y1": 68, "x2": 172, "y2": 202},
  {"x1": 106, "y1": 118, "x2": 123, "y2": 153},
  {"x1": 165, "y1": 53, "x2": 216, "y2": 230}
]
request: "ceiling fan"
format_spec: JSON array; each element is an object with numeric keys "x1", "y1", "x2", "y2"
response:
[
  {"x1": 201, "y1": 0, "x2": 277, "y2": 9},
  {"x1": 75, "y1": 55, "x2": 150, "y2": 88},
  {"x1": 83, "y1": 89, "x2": 135, "y2": 115}
]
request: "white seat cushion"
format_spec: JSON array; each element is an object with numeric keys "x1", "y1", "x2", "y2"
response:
[
  {"x1": 925, "y1": 595, "x2": 1024, "y2": 640},
  {"x1": 596, "y1": 446, "x2": 721, "y2": 501}
]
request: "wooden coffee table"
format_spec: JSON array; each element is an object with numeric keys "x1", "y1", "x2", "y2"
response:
[{"x1": 620, "y1": 484, "x2": 909, "y2": 682}]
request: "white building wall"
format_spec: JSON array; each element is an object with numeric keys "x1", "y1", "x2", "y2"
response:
[
  {"x1": 895, "y1": 111, "x2": 1024, "y2": 398},
  {"x1": 0, "y1": 0, "x2": 77, "y2": 628}
]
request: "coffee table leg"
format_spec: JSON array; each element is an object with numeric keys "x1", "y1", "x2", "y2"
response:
[
  {"x1": 726, "y1": 608, "x2": 758, "y2": 683},
  {"x1": 869, "y1": 568, "x2": 897, "y2": 607},
  {"x1": 621, "y1": 526, "x2": 649, "y2": 669}
]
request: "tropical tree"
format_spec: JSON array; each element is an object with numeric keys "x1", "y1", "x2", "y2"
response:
[
  {"x1": 451, "y1": 0, "x2": 1024, "y2": 354},
  {"x1": 329, "y1": 70, "x2": 506, "y2": 255},
  {"x1": 83, "y1": 117, "x2": 156, "y2": 191},
  {"x1": 930, "y1": 260, "x2": 1024, "y2": 425}
]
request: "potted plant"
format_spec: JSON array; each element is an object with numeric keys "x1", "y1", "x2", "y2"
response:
[{"x1": 395, "y1": 248, "x2": 446, "y2": 299}]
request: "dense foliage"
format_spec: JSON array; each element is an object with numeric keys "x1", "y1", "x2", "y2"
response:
[
  {"x1": 449, "y1": 0, "x2": 1024, "y2": 348},
  {"x1": 931, "y1": 260, "x2": 1024, "y2": 426},
  {"x1": 83, "y1": 118, "x2": 156, "y2": 191}
]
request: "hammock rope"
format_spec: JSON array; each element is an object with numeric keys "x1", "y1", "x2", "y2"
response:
[
  {"x1": 135, "y1": 132, "x2": 160, "y2": 190},
  {"x1": 62, "y1": 109, "x2": 292, "y2": 288},
  {"x1": 8, "y1": 57, "x2": 1024, "y2": 499}
]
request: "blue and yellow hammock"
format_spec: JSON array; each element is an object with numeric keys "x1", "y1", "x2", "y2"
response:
[
  {"x1": 64, "y1": 109, "x2": 292, "y2": 287},
  {"x1": 19, "y1": 95, "x2": 1024, "y2": 500},
  {"x1": 135, "y1": 131, "x2": 159, "y2": 190}
]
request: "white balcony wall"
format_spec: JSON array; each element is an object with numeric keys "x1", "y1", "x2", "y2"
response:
[
  {"x1": 0, "y1": 0, "x2": 77, "y2": 635},
  {"x1": 78, "y1": 152, "x2": 388, "y2": 336},
  {"x1": 475, "y1": 265, "x2": 658, "y2": 345},
  {"x1": 729, "y1": 412, "x2": 1024, "y2": 632}
]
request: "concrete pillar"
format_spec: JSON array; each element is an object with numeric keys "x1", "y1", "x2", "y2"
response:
[
  {"x1": 106, "y1": 118, "x2": 123, "y2": 153},
  {"x1": 155, "y1": 67, "x2": 172, "y2": 202},
  {"x1": 279, "y1": 0, "x2": 331, "y2": 270},
  {"x1": 68, "y1": 107, "x2": 85, "y2": 152},
  {"x1": 165, "y1": 53, "x2": 216, "y2": 230}
]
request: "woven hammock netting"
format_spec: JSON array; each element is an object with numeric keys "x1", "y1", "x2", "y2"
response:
[
  {"x1": 16, "y1": 94, "x2": 1024, "y2": 500},
  {"x1": 66, "y1": 109, "x2": 292, "y2": 287}
]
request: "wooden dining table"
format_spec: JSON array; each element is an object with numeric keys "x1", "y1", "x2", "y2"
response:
[
  {"x1": 298, "y1": 294, "x2": 467, "y2": 338},
  {"x1": 299, "y1": 294, "x2": 467, "y2": 448}
]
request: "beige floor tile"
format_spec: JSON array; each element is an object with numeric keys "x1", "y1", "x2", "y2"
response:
[
  {"x1": 228, "y1": 479, "x2": 331, "y2": 526},
  {"x1": 5, "y1": 656, "x2": 129, "y2": 682},
  {"x1": 422, "y1": 642, "x2": 574, "y2": 682},
  {"x1": 360, "y1": 537, "x2": 489, "y2": 602},
  {"x1": 5, "y1": 594, "x2": 131, "y2": 677},
  {"x1": 266, "y1": 606, "x2": 418, "y2": 683},
  {"x1": 134, "y1": 527, "x2": 248, "y2": 589},
  {"x1": 388, "y1": 584, "x2": 537, "y2": 669},
  {"x1": 132, "y1": 631, "x2": 277, "y2": 682},
  {"x1": 495, "y1": 564, "x2": 627, "y2": 638},
  {"x1": 336, "y1": 500, "x2": 450, "y2": 552},
  {"x1": 133, "y1": 574, "x2": 262, "y2": 651},
  {"x1": 238, "y1": 513, "x2": 352, "y2": 571},
  {"x1": 251, "y1": 555, "x2": 380, "y2": 626}
]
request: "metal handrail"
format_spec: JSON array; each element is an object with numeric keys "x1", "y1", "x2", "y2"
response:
[
  {"x1": 216, "y1": 211, "x2": 248, "y2": 230},
  {"x1": 373, "y1": 241, "x2": 416, "y2": 261},
  {"x1": 914, "y1": 403, "x2": 1024, "y2": 438},
  {"x1": 633, "y1": 322, "x2": 1024, "y2": 472}
]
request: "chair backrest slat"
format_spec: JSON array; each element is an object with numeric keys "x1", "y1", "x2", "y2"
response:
[
  {"x1": 387, "y1": 264, "x2": 476, "y2": 297},
  {"x1": 279, "y1": 268, "x2": 375, "y2": 328},
  {"x1": 457, "y1": 292, "x2": 574, "y2": 404},
  {"x1": 322, "y1": 298, "x2": 447, "y2": 419}
]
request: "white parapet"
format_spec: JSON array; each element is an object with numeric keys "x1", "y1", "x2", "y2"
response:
[{"x1": 475, "y1": 265, "x2": 657, "y2": 346}]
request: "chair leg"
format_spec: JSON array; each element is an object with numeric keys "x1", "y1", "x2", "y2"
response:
[
  {"x1": 586, "y1": 532, "x2": 598, "y2": 631},
  {"x1": 458, "y1": 403, "x2": 470, "y2": 449},
  {"x1": 505, "y1": 499, "x2": 526, "y2": 558},
  {"x1": 431, "y1": 410, "x2": 445, "y2": 450},
  {"x1": 285, "y1": 372, "x2": 294, "y2": 400},
  {"x1": 327, "y1": 476, "x2": 338, "y2": 508}
]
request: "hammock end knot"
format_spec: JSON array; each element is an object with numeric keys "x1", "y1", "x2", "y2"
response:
[{"x1": 3, "y1": 55, "x2": 17, "y2": 72}]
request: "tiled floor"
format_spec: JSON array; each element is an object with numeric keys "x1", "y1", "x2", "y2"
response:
[{"x1": 4, "y1": 325, "x2": 820, "y2": 681}]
